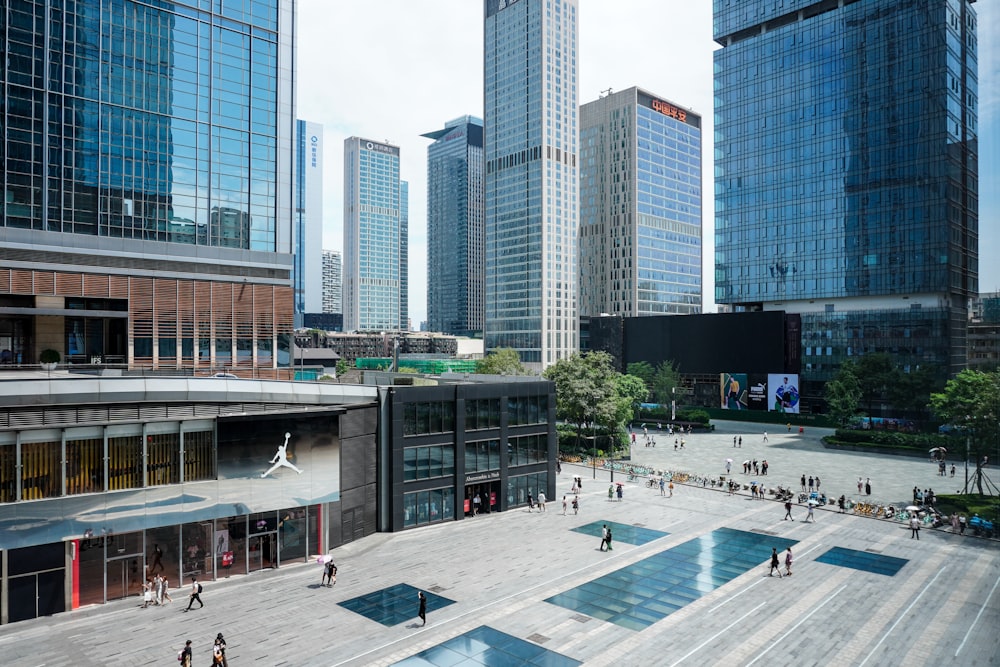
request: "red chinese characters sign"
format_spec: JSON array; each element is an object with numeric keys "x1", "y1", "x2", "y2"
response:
[{"x1": 651, "y1": 99, "x2": 687, "y2": 122}]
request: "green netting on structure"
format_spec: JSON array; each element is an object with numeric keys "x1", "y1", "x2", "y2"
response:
[{"x1": 354, "y1": 358, "x2": 479, "y2": 374}]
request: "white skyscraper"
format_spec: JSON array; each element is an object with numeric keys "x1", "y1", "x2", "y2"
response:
[
  {"x1": 343, "y1": 137, "x2": 406, "y2": 332},
  {"x1": 322, "y1": 249, "x2": 341, "y2": 314},
  {"x1": 484, "y1": 0, "x2": 579, "y2": 369}
]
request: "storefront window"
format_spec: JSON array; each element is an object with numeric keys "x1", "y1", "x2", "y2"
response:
[
  {"x1": 20, "y1": 440, "x2": 61, "y2": 500},
  {"x1": 108, "y1": 435, "x2": 142, "y2": 490},
  {"x1": 145, "y1": 525, "x2": 180, "y2": 588},
  {"x1": 183, "y1": 430, "x2": 215, "y2": 482},
  {"x1": 181, "y1": 521, "x2": 214, "y2": 580},
  {"x1": 403, "y1": 493, "x2": 417, "y2": 528},
  {"x1": 66, "y1": 438, "x2": 104, "y2": 495},
  {"x1": 218, "y1": 516, "x2": 247, "y2": 577},
  {"x1": 278, "y1": 507, "x2": 307, "y2": 562},
  {"x1": 146, "y1": 433, "x2": 180, "y2": 487},
  {"x1": 0, "y1": 443, "x2": 16, "y2": 503}
]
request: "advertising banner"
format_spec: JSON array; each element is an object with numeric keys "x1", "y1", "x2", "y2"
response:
[
  {"x1": 720, "y1": 373, "x2": 748, "y2": 410},
  {"x1": 746, "y1": 374, "x2": 769, "y2": 411},
  {"x1": 768, "y1": 374, "x2": 800, "y2": 413}
]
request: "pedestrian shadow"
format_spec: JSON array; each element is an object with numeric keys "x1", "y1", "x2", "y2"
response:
[
  {"x1": 406, "y1": 622, "x2": 425, "y2": 629},
  {"x1": 307, "y1": 583, "x2": 327, "y2": 589}
]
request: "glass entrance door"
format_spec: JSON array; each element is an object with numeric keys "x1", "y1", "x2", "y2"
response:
[
  {"x1": 249, "y1": 533, "x2": 276, "y2": 572},
  {"x1": 106, "y1": 556, "x2": 143, "y2": 601}
]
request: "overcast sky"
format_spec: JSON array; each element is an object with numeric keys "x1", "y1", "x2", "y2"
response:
[{"x1": 297, "y1": 0, "x2": 998, "y2": 327}]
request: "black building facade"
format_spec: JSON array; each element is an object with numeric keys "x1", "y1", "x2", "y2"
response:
[{"x1": 379, "y1": 380, "x2": 557, "y2": 532}]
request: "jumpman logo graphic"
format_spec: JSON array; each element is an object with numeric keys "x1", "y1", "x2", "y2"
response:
[{"x1": 261, "y1": 432, "x2": 303, "y2": 478}]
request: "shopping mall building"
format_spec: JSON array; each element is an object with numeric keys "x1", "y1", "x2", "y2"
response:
[{"x1": 0, "y1": 374, "x2": 555, "y2": 624}]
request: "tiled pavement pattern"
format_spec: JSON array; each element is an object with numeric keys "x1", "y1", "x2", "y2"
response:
[
  {"x1": 392, "y1": 625, "x2": 581, "y2": 667},
  {"x1": 339, "y1": 583, "x2": 455, "y2": 626},
  {"x1": 570, "y1": 520, "x2": 668, "y2": 546},
  {"x1": 0, "y1": 421, "x2": 996, "y2": 666},
  {"x1": 546, "y1": 528, "x2": 798, "y2": 630},
  {"x1": 815, "y1": 546, "x2": 909, "y2": 576}
]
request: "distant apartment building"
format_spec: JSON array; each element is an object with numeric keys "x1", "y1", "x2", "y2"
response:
[
  {"x1": 294, "y1": 120, "x2": 324, "y2": 327},
  {"x1": 579, "y1": 87, "x2": 702, "y2": 318},
  {"x1": 484, "y1": 0, "x2": 579, "y2": 369},
  {"x1": 422, "y1": 116, "x2": 485, "y2": 337},
  {"x1": 322, "y1": 250, "x2": 342, "y2": 314},
  {"x1": 343, "y1": 138, "x2": 407, "y2": 332}
]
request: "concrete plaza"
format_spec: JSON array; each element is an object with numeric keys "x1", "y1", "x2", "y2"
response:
[{"x1": 0, "y1": 421, "x2": 997, "y2": 666}]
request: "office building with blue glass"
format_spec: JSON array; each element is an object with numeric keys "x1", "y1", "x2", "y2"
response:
[
  {"x1": 343, "y1": 138, "x2": 407, "y2": 332},
  {"x1": 0, "y1": 0, "x2": 297, "y2": 375},
  {"x1": 579, "y1": 87, "x2": 702, "y2": 318},
  {"x1": 484, "y1": 0, "x2": 579, "y2": 369},
  {"x1": 294, "y1": 120, "x2": 324, "y2": 328},
  {"x1": 422, "y1": 116, "x2": 485, "y2": 337},
  {"x1": 714, "y1": 0, "x2": 979, "y2": 412}
]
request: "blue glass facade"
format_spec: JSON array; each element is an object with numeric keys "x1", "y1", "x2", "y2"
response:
[
  {"x1": 579, "y1": 88, "x2": 702, "y2": 318},
  {"x1": 714, "y1": 0, "x2": 979, "y2": 400},
  {"x1": 1, "y1": 0, "x2": 289, "y2": 250},
  {"x1": 484, "y1": 0, "x2": 578, "y2": 368},
  {"x1": 422, "y1": 117, "x2": 485, "y2": 336},
  {"x1": 343, "y1": 138, "x2": 406, "y2": 332}
]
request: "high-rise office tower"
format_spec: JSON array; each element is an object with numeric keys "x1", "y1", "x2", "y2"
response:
[
  {"x1": 322, "y1": 250, "x2": 342, "y2": 315},
  {"x1": 422, "y1": 116, "x2": 485, "y2": 336},
  {"x1": 714, "y1": 0, "x2": 978, "y2": 410},
  {"x1": 343, "y1": 138, "x2": 406, "y2": 332},
  {"x1": 295, "y1": 120, "x2": 324, "y2": 327},
  {"x1": 0, "y1": 0, "x2": 296, "y2": 374},
  {"x1": 579, "y1": 87, "x2": 702, "y2": 318},
  {"x1": 401, "y1": 180, "x2": 409, "y2": 331},
  {"x1": 484, "y1": 0, "x2": 579, "y2": 369}
]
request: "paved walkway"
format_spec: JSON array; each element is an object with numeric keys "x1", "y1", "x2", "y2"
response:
[{"x1": 1, "y1": 420, "x2": 997, "y2": 666}]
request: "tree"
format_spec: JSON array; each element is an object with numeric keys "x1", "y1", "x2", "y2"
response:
[
  {"x1": 651, "y1": 360, "x2": 682, "y2": 405},
  {"x1": 543, "y1": 352, "x2": 619, "y2": 452},
  {"x1": 929, "y1": 369, "x2": 1000, "y2": 495},
  {"x1": 824, "y1": 361, "x2": 862, "y2": 427},
  {"x1": 614, "y1": 373, "x2": 649, "y2": 427},
  {"x1": 888, "y1": 366, "x2": 941, "y2": 418},
  {"x1": 476, "y1": 348, "x2": 530, "y2": 376},
  {"x1": 335, "y1": 359, "x2": 350, "y2": 377},
  {"x1": 626, "y1": 362, "x2": 654, "y2": 402},
  {"x1": 855, "y1": 353, "x2": 897, "y2": 423}
]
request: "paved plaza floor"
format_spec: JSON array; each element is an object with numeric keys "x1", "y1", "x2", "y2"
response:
[{"x1": 0, "y1": 421, "x2": 997, "y2": 666}]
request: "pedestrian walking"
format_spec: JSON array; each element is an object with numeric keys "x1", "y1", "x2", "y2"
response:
[
  {"x1": 959, "y1": 514, "x2": 967, "y2": 534},
  {"x1": 600, "y1": 524, "x2": 608, "y2": 551},
  {"x1": 910, "y1": 515, "x2": 921, "y2": 539},
  {"x1": 726, "y1": 460, "x2": 732, "y2": 474},
  {"x1": 178, "y1": 640, "x2": 192, "y2": 667},
  {"x1": 417, "y1": 590, "x2": 427, "y2": 626},
  {"x1": 668, "y1": 481, "x2": 674, "y2": 497},
  {"x1": 762, "y1": 431, "x2": 768, "y2": 442},
  {"x1": 473, "y1": 492, "x2": 481, "y2": 515},
  {"x1": 605, "y1": 527, "x2": 613, "y2": 551},
  {"x1": 783, "y1": 500, "x2": 794, "y2": 521},
  {"x1": 858, "y1": 477, "x2": 863, "y2": 494},
  {"x1": 734, "y1": 436, "x2": 737, "y2": 447},
  {"x1": 562, "y1": 495, "x2": 568, "y2": 515},
  {"x1": 527, "y1": 492, "x2": 534, "y2": 512},
  {"x1": 142, "y1": 580, "x2": 153, "y2": 608},
  {"x1": 865, "y1": 478, "x2": 871, "y2": 496},
  {"x1": 805, "y1": 503, "x2": 815, "y2": 522},
  {"x1": 784, "y1": 547, "x2": 793, "y2": 576},
  {"x1": 572, "y1": 496, "x2": 580, "y2": 514},
  {"x1": 838, "y1": 495, "x2": 845, "y2": 513},
  {"x1": 800, "y1": 474, "x2": 806, "y2": 492},
  {"x1": 213, "y1": 634, "x2": 228, "y2": 667},
  {"x1": 769, "y1": 547, "x2": 782, "y2": 577},
  {"x1": 616, "y1": 484, "x2": 623, "y2": 502},
  {"x1": 323, "y1": 559, "x2": 337, "y2": 587},
  {"x1": 815, "y1": 476, "x2": 820, "y2": 490},
  {"x1": 185, "y1": 576, "x2": 203, "y2": 610},
  {"x1": 738, "y1": 436, "x2": 742, "y2": 447},
  {"x1": 659, "y1": 477, "x2": 666, "y2": 496},
  {"x1": 538, "y1": 491, "x2": 547, "y2": 512}
]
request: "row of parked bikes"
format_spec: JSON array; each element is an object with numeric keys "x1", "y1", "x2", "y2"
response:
[{"x1": 587, "y1": 458, "x2": 996, "y2": 538}]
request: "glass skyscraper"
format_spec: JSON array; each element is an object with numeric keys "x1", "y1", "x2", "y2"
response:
[
  {"x1": 579, "y1": 87, "x2": 702, "y2": 318},
  {"x1": 343, "y1": 137, "x2": 407, "y2": 332},
  {"x1": 0, "y1": 0, "x2": 296, "y2": 374},
  {"x1": 714, "y1": 0, "x2": 978, "y2": 408},
  {"x1": 422, "y1": 116, "x2": 485, "y2": 337},
  {"x1": 484, "y1": 0, "x2": 578, "y2": 369},
  {"x1": 295, "y1": 119, "x2": 324, "y2": 325}
]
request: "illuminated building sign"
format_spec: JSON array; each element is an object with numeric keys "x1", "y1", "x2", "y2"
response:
[{"x1": 651, "y1": 98, "x2": 687, "y2": 122}]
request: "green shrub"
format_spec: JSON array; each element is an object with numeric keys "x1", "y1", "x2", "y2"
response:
[{"x1": 40, "y1": 349, "x2": 61, "y2": 364}]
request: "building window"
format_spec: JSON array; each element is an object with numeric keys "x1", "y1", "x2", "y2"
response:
[
  {"x1": 183, "y1": 430, "x2": 216, "y2": 482},
  {"x1": 404, "y1": 402, "x2": 456, "y2": 435},
  {"x1": 0, "y1": 444, "x2": 14, "y2": 503},
  {"x1": 146, "y1": 433, "x2": 181, "y2": 487},
  {"x1": 21, "y1": 440, "x2": 61, "y2": 500},
  {"x1": 508, "y1": 395, "x2": 548, "y2": 425},
  {"x1": 465, "y1": 439, "x2": 500, "y2": 473},
  {"x1": 66, "y1": 438, "x2": 104, "y2": 495},
  {"x1": 403, "y1": 445, "x2": 455, "y2": 481},
  {"x1": 466, "y1": 398, "x2": 501, "y2": 430},
  {"x1": 403, "y1": 486, "x2": 454, "y2": 528},
  {"x1": 508, "y1": 434, "x2": 548, "y2": 466},
  {"x1": 108, "y1": 435, "x2": 143, "y2": 491}
]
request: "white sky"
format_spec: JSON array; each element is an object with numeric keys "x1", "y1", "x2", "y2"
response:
[{"x1": 297, "y1": 0, "x2": 997, "y2": 327}]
